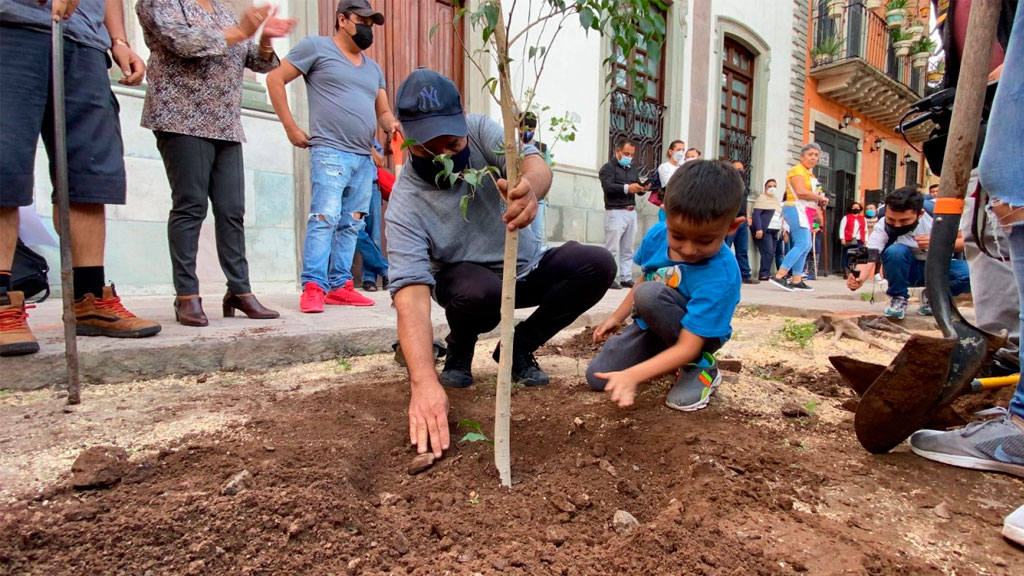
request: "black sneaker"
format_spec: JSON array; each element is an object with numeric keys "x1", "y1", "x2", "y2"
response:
[
  {"x1": 362, "y1": 281, "x2": 378, "y2": 292},
  {"x1": 609, "y1": 281, "x2": 622, "y2": 290},
  {"x1": 492, "y1": 345, "x2": 551, "y2": 387},
  {"x1": 440, "y1": 347, "x2": 474, "y2": 388},
  {"x1": 620, "y1": 280, "x2": 635, "y2": 288},
  {"x1": 768, "y1": 277, "x2": 793, "y2": 292},
  {"x1": 742, "y1": 277, "x2": 760, "y2": 285},
  {"x1": 790, "y1": 281, "x2": 814, "y2": 292}
]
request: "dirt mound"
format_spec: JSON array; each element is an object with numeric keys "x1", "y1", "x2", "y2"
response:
[
  {"x1": 0, "y1": 373, "x2": 957, "y2": 576},
  {"x1": 537, "y1": 326, "x2": 602, "y2": 359},
  {"x1": 753, "y1": 361, "x2": 851, "y2": 399}
]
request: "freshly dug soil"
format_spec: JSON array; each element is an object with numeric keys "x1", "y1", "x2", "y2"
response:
[{"x1": 2, "y1": 319, "x2": 1023, "y2": 575}]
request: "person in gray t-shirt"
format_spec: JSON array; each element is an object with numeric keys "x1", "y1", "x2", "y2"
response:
[
  {"x1": 266, "y1": 0, "x2": 399, "y2": 312},
  {"x1": 389, "y1": 69, "x2": 616, "y2": 458}
]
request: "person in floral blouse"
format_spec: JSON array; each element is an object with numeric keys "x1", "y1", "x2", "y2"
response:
[{"x1": 137, "y1": 0, "x2": 294, "y2": 327}]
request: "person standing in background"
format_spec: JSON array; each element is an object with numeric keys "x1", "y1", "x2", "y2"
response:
[
  {"x1": 266, "y1": 0, "x2": 399, "y2": 312},
  {"x1": 684, "y1": 147, "x2": 702, "y2": 161},
  {"x1": 657, "y1": 140, "x2": 686, "y2": 195},
  {"x1": 354, "y1": 139, "x2": 389, "y2": 291},
  {"x1": 769, "y1": 143, "x2": 827, "y2": 292},
  {"x1": 725, "y1": 160, "x2": 756, "y2": 284},
  {"x1": 751, "y1": 178, "x2": 781, "y2": 282},
  {"x1": 838, "y1": 202, "x2": 867, "y2": 277},
  {"x1": 521, "y1": 112, "x2": 550, "y2": 250},
  {"x1": 599, "y1": 137, "x2": 648, "y2": 290}
]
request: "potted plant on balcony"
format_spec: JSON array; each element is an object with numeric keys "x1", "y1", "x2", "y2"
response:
[
  {"x1": 911, "y1": 36, "x2": 937, "y2": 68},
  {"x1": 927, "y1": 59, "x2": 945, "y2": 84},
  {"x1": 865, "y1": 0, "x2": 883, "y2": 9},
  {"x1": 905, "y1": 20, "x2": 926, "y2": 42},
  {"x1": 828, "y1": 0, "x2": 846, "y2": 19},
  {"x1": 891, "y1": 28, "x2": 914, "y2": 56},
  {"x1": 812, "y1": 35, "x2": 844, "y2": 66},
  {"x1": 886, "y1": 0, "x2": 909, "y2": 29}
]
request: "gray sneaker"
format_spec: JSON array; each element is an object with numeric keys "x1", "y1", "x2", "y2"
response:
[
  {"x1": 666, "y1": 352, "x2": 721, "y2": 412},
  {"x1": 1005, "y1": 503, "x2": 1024, "y2": 546},
  {"x1": 908, "y1": 408, "x2": 1024, "y2": 478}
]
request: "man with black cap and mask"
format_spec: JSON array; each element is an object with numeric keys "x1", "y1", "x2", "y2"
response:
[
  {"x1": 387, "y1": 68, "x2": 616, "y2": 457},
  {"x1": 267, "y1": 0, "x2": 400, "y2": 313}
]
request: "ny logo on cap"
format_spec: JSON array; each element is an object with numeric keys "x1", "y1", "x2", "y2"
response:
[{"x1": 418, "y1": 85, "x2": 442, "y2": 112}]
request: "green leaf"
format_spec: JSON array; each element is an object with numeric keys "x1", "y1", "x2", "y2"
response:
[
  {"x1": 454, "y1": 7, "x2": 467, "y2": 25},
  {"x1": 459, "y1": 194, "x2": 471, "y2": 221},
  {"x1": 579, "y1": 7, "x2": 594, "y2": 29},
  {"x1": 429, "y1": 23, "x2": 439, "y2": 42},
  {"x1": 448, "y1": 171, "x2": 459, "y2": 187},
  {"x1": 401, "y1": 138, "x2": 418, "y2": 150},
  {"x1": 528, "y1": 46, "x2": 537, "y2": 59},
  {"x1": 460, "y1": 432, "x2": 489, "y2": 443}
]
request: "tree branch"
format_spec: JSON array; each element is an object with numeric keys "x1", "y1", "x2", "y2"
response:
[{"x1": 507, "y1": 3, "x2": 575, "y2": 48}]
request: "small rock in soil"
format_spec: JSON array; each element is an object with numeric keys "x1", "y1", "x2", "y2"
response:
[
  {"x1": 439, "y1": 536, "x2": 455, "y2": 551},
  {"x1": 221, "y1": 470, "x2": 253, "y2": 496},
  {"x1": 263, "y1": 445, "x2": 276, "y2": 452},
  {"x1": 717, "y1": 358, "x2": 743, "y2": 372},
  {"x1": 491, "y1": 558, "x2": 508, "y2": 571},
  {"x1": 599, "y1": 459, "x2": 618, "y2": 477},
  {"x1": 549, "y1": 494, "x2": 577, "y2": 514},
  {"x1": 591, "y1": 443, "x2": 607, "y2": 458},
  {"x1": 781, "y1": 402, "x2": 812, "y2": 418},
  {"x1": 570, "y1": 493, "x2": 592, "y2": 509},
  {"x1": 393, "y1": 532, "x2": 410, "y2": 555},
  {"x1": 379, "y1": 492, "x2": 404, "y2": 507},
  {"x1": 573, "y1": 417, "x2": 585, "y2": 429},
  {"x1": 544, "y1": 525, "x2": 569, "y2": 546},
  {"x1": 615, "y1": 479, "x2": 640, "y2": 498},
  {"x1": 70, "y1": 446, "x2": 129, "y2": 490},
  {"x1": 840, "y1": 398, "x2": 860, "y2": 412},
  {"x1": 612, "y1": 510, "x2": 640, "y2": 535},
  {"x1": 933, "y1": 502, "x2": 952, "y2": 519},
  {"x1": 408, "y1": 453, "x2": 436, "y2": 475},
  {"x1": 684, "y1": 433, "x2": 699, "y2": 445},
  {"x1": 994, "y1": 557, "x2": 1008, "y2": 567}
]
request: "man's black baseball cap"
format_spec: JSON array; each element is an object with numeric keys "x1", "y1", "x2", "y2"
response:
[
  {"x1": 336, "y1": 0, "x2": 384, "y2": 25},
  {"x1": 395, "y1": 68, "x2": 467, "y2": 145}
]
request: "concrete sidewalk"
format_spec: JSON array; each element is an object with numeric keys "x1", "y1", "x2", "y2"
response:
[{"x1": 1, "y1": 276, "x2": 924, "y2": 391}]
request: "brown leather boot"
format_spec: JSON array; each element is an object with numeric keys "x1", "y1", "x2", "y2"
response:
[
  {"x1": 223, "y1": 292, "x2": 280, "y2": 319},
  {"x1": 174, "y1": 296, "x2": 208, "y2": 327},
  {"x1": 0, "y1": 291, "x2": 39, "y2": 356},
  {"x1": 75, "y1": 285, "x2": 162, "y2": 338}
]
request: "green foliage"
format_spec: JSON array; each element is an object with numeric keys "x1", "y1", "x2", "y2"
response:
[
  {"x1": 803, "y1": 400, "x2": 819, "y2": 417},
  {"x1": 912, "y1": 36, "x2": 937, "y2": 55},
  {"x1": 860, "y1": 292, "x2": 873, "y2": 302},
  {"x1": 780, "y1": 320, "x2": 817, "y2": 348},
  {"x1": 458, "y1": 419, "x2": 493, "y2": 445},
  {"x1": 811, "y1": 35, "x2": 844, "y2": 59},
  {"x1": 886, "y1": 0, "x2": 909, "y2": 9},
  {"x1": 889, "y1": 28, "x2": 913, "y2": 43},
  {"x1": 337, "y1": 357, "x2": 352, "y2": 371}
]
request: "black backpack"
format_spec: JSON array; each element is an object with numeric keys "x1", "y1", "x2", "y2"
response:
[{"x1": 12, "y1": 239, "x2": 50, "y2": 303}]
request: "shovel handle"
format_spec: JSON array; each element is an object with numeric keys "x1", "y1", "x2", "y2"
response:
[{"x1": 970, "y1": 374, "x2": 1020, "y2": 392}]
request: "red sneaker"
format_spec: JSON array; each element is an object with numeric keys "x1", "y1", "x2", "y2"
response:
[
  {"x1": 325, "y1": 280, "x2": 375, "y2": 307},
  {"x1": 299, "y1": 282, "x2": 325, "y2": 313}
]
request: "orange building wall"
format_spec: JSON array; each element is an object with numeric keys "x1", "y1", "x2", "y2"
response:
[{"x1": 802, "y1": 0, "x2": 929, "y2": 203}]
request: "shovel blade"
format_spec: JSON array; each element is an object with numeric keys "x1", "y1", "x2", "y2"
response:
[
  {"x1": 829, "y1": 356, "x2": 888, "y2": 397},
  {"x1": 854, "y1": 334, "x2": 959, "y2": 454}
]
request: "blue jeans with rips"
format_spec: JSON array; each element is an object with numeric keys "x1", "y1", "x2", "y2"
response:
[
  {"x1": 880, "y1": 243, "x2": 971, "y2": 299},
  {"x1": 355, "y1": 182, "x2": 389, "y2": 283},
  {"x1": 301, "y1": 147, "x2": 374, "y2": 291}
]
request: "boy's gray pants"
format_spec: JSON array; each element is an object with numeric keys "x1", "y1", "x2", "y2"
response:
[{"x1": 586, "y1": 282, "x2": 722, "y2": 391}]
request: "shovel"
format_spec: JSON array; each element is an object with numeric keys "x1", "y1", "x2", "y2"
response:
[
  {"x1": 835, "y1": 1, "x2": 1006, "y2": 454},
  {"x1": 52, "y1": 19, "x2": 82, "y2": 405}
]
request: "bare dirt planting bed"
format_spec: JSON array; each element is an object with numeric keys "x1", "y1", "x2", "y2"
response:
[{"x1": 1, "y1": 313, "x2": 1022, "y2": 575}]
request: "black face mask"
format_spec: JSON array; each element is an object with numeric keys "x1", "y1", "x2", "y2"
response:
[
  {"x1": 851, "y1": 208, "x2": 862, "y2": 215},
  {"x1": 885, "y1": 220, "x2": 918, "y2": 239},
  {"x1": 351, "y1": 23, "x2": 373, "y2": 50},
  {"x1": 410, "y1": 146, "x2": 472, "y2": 189}
]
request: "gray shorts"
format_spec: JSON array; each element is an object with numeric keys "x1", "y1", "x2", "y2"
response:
[{"x1": 0, "y1": 25, "x2": 126, "y2": 207}]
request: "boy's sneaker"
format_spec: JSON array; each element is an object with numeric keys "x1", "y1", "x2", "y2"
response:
[
  {"x1": 0, "y1": 291, "x2": 39, "y2": 356},
  {"x1": 789, "y1": 280, "x2": 814, "y2": 292},
  {"x1": 918, "y1": 290, "x2": 933, "y2": 316},
  {"x1": 325, "y1": 280, "x2": 375, "y2": 307},
  {"x1": 492, "y1": 344, "x2": 550, "y2": 387},
  {"x1": 768, "y1": 277, "x2": 793, "y2": 292},
  {"x1": 300, "y1": 282, "x2": 325, "y2": 313},
  {"x1": 885, "y1": 296, "x2": 908, "y2": 320},
  {"x1": 1005, "y1": 504, "x2": 1024, "y2": 546},
  {"x1": 440, "y1": 347, "x2": 474, "y2": 389},
  {"x1": 908, "y1": 408, "x2": 1024, "y2": 478},
  {"x1": 666, "y1": 352, "x2": 721, "y2": 412},
  {"x1": 75, "y1": 285, "x2": 161, "y2": 338}
]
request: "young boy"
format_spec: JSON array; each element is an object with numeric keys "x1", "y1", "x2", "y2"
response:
[{"x1": 586, "y1": 160, "x2": 744, "y2": 410}]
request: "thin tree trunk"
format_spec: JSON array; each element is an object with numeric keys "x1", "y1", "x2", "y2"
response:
[{"x1": 492, "y1": 2, "x2": 519, "y2": 487}]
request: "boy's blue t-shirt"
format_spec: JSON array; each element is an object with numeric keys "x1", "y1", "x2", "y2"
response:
[{"x1": 632, "y1": 222, "x2": 741, "y2": 343}]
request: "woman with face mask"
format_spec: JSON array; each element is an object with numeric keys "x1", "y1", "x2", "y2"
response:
[
  {"x1": 656, "y1": 140, "x2": 686, "y2": 204},
  {"x1": 751, "y1": 179, "x2": 782, "y2": 281}
]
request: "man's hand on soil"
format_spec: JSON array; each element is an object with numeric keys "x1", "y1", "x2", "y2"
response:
[
  {"x1": 497, "y1": 176, "x2": 538, "y2": 231},
  {"x1": 595, "y1": 369, "x2": 640, "y2": 407},
  {"x1": 408, "y1": 381, "x2": 450, "y2": 457}
]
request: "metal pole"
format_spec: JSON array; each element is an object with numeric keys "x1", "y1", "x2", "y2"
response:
[{"x1": 52, "y1": 19, "x2": 81, "y2": 405}]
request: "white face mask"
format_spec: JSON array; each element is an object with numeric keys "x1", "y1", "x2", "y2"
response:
[
  {"x1": 672, "y1": 151, "x2": 685, "y2": 163},
  {"x1": 766, "y1": 186, "x2": 778, "y2": 196}
]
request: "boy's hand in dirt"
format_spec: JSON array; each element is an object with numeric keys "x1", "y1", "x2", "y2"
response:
[
  {"x1": 408, "y1": 382, "x2": 450, "y2": 457},
  {"x1": 593, "y1": 318, "x2": 620, "y2": 344},
  {"x1": 594, "y1": 370, "x2": 640, "y2": 407}
]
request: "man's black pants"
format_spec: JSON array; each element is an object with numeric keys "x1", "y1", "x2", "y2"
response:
[{"x1": 434, "y1": 241, "x2": 616, "y2": 355}]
